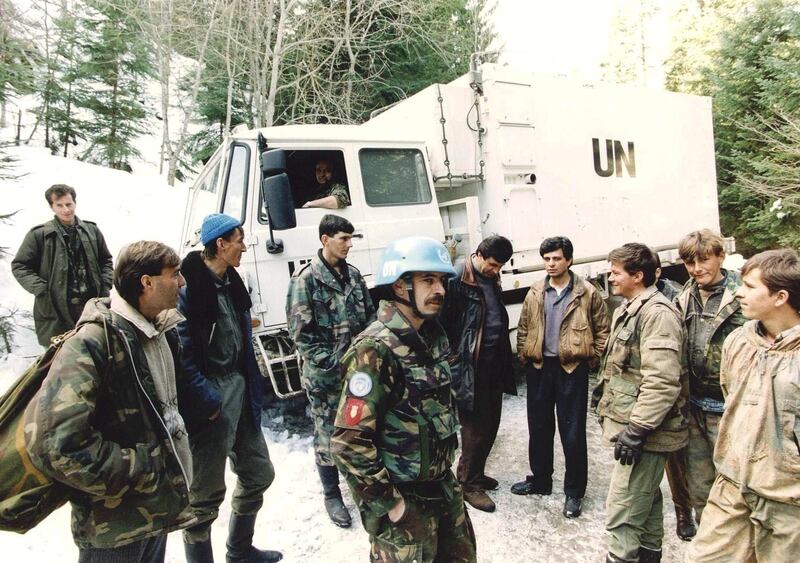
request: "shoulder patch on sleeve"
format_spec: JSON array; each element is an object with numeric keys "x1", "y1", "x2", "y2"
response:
[
  {"x1": 343, "y1": 397, "x2": 366, "y2": 426},
  {"x1": 348, "y1": 372, "x2": 373, "y2": 397}
]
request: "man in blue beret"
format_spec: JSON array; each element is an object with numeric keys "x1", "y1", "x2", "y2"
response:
[{"x1": 177, "y1": 213, "x2": 282, "y2": 563}]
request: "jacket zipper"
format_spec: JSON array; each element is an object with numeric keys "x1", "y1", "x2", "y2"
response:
[{"x1": 117, "y1": 329, "x2": 191, "y2": 488}]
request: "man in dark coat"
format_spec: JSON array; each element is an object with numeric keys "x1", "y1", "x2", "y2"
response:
[
  {"x1": 440, "y1": 235, "x2": 516, "y2": 513},
  {"x1": 177, "y1": 213, "x2": 282, "y2": 563},
  {"x1": 12, "y1": 184, "x2": 113, "y2": 345}
]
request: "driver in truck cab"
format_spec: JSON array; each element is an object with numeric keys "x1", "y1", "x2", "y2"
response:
[{"x1": 298, "y1": 158, "x2": 351, "y2": 209}]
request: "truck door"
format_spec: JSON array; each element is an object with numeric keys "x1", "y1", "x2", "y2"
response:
[
  {"x1": 356, "y1": 147, "x2": 446, "y2": 274},
  {"x1": 246, "y1": 146, "x2": 372, "y2": 329},
  {"x1": 180, "y1": 144, "x2": 224, "y2": 252}
]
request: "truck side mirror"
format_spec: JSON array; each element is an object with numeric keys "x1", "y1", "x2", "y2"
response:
[
  {"x1": 262, "y1": 173, "x2": 296, "y2": 230},
  {"x1": 259, "y1": 147, "x2": 296, "y2": 253}
]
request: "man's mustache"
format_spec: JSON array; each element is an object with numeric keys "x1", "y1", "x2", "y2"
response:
[{"x1": 425, "y1": 296, "x2": 444, "y2": 306}]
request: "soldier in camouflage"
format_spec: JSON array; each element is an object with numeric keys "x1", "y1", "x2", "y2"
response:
[
  {"x1": 286, "y1": 214, "x2": 375, "y2": 527},
  {"x1": 298, "y1": 158, "x2": 351, "y2": 209},
  {"x1": 595, "y1": 244, "x2": 688, "y2": 563},
  {"x1": 674, "y1": 230, "x2": 746, "y2": 524},
  {"x1": 331, "y1": 236, "x2": 477, "y2": 563},
  {"x1": 24, "y1": 241, "x2": 195, "y2": 562},
  {"x1": 690, "y1": 249, "x2": 800, "y2": 562}
]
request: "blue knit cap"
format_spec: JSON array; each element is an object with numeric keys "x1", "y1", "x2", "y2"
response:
[{"x1": 200, "y1": 213, "x2": 241, "y2": 246}]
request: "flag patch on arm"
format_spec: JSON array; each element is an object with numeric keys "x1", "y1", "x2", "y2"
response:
[{"x1": 343, "y1": 397, "x2": 366, "y2": 426}]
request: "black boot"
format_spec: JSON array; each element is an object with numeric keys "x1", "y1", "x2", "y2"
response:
[
  {"x1": 317, "y1": 464, "x2": 351, "y2": 528},
  {"x1": 185, "y1": 539, "x2": 214, "y2": 563},
  {"x1": 638, "y1": 546, "x2": 662, "y2": 563},
  {"x1": 226, "y1": 513, "x2": 282, "y2": 563},
  {"x1": 675, "y1": 505, "x2": 697, "y2": 541}
]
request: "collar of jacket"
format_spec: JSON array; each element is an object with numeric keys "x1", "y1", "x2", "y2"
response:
[
  {"x1": 459, "y1": 254, "x2": 501, "y2": 288},
  {"x1": 43, "y1": 216, "x2": 84, "y2": 237},
  {"x1": 620, "y1": 285, "x2": 659, "y2": 318},
  {"x1": 678, "y1": 269, "x2": 742, "y2": 316},
  {"x1": 376, "y1": 299, "x2": 449, "y2": 364},
  {"x1": 180, "y1": 250, "x2": 251, "y2": 326},
  {"x1": 536, "y1": 270, "x2": 585, "y2": 299},
  {"x1": 109, "y1": 291, "x2": 184, "y2": 338},
  {"x1": 748, "y1": 319, "x2": 800, "y2": 350},
  {"x1": 312, "y1": 249, "x2": 351, "y2": 292}
]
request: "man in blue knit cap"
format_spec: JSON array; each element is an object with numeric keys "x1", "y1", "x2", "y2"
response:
[{"x1": 177, "y1": 213, "x2": 282, "y2": 563}]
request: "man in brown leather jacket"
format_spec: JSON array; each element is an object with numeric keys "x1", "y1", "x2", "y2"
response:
[{"x1": 511, "y1": 236, "x2": 609, "y2": 519}]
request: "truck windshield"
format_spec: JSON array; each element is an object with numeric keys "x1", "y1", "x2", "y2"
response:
[{"x1": 359, "y1": 148, "x2": 432, "y2": 206}]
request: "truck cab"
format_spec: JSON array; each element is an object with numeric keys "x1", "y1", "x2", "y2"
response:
[{"x1": 180, "y1": 127, "x2": 446, "y2": 397}]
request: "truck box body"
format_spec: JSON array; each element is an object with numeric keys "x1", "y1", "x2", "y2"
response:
[{"x1": 179, "y1": 63, "x2": 722, "y2": 397}]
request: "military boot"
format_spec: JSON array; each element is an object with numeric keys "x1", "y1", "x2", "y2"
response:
[
  {"x1": 637, "y1": 547, "x2": 662, "y2": 563},
  {"x1": 185, "y1": 539, "x2": 214, "y2": 563},
  {"x1": 318, "y1": 464, "x2": 352, "y2": 528},
  {"x1": 675, "y1": 505, "x2": 697, "y2": 540},
  {"x1": 226, "y1": 513, "x2": 283, "y2": 563}
]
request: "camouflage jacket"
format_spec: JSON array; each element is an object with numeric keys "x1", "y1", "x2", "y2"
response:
[
  {"x1": 23, "y1": 298, "x2": 195, "y2": 548},
  {"x1": 595, "y1": 286, "x2": 689, "y2": 452},
  {"x1": 716, "y1": 321, "x2": 800, "y2": 506},
  {"x1": 675, "y1": 270, "x2": 746, "y2": 402},
  {"x1": 298, "y1": 182, "x2": 350, "y2": 208},
  {"x1": 12, "y1": 217, "x2": 113, "y2": 346},
  {"x1": 286, "y1": 250, "x2": 375, "y2": 392},
  {"x1": 331, "y1": 300, "x2": 458, "y2": 520}
]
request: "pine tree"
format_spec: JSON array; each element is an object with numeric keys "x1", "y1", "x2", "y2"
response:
[
  {"x1": 78, "y1": 0, "x2": 153, "y2": 169},
  {"x1": 707, "y1": 0, "x2": 800, "y2": 252}
]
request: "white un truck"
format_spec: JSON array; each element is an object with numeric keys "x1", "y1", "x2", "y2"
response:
[{"x1": 179, "y1": 62, "x2": 723, "y2": 398}]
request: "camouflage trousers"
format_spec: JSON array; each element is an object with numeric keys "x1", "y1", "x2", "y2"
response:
[
  {"x1": 301, "y1": 371, "x2": 342, "y2": 467},
  {"x1": 687, "y1": 404, "x2": 721, "y2": 521},
  {"x1": 605, "y1": 451, "x2": 667, "y2": 562},
  {"x1": 689, "y1": 475, "x2": 800, "y2": 562},
  {"x1": 367, "y1": 473, "x2": 477, "y2": 563}
]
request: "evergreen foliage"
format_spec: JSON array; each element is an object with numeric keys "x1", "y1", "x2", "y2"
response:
[
  {"x1": 77, "y1": 0, "x2": 153, "y2": 169},
  {"x1": 705, "y1": 0, "x2": 800, "y2": 253}
]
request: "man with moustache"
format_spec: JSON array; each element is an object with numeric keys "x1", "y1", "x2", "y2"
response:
[
  {"x1": 512, "y1": 236, "x2": 609, "y2": 520},
  {"x1": 595, "y1": 243, "x2": 688, "y2": 563},
  {"x1": 332, "y1": 236, "x2": 477, "y2": 563},
  {"x1": 286, "y1": 214, "x2": 375, "y2": 527},
  {"x1": 177, "y1": 213, "x2": 281, "y2": 563},
  {"x1": 13, "y1": 184, "x2": 113, "y2": 345},
  {"x1": 674, "y1": 229, "x2": 745, "y2": 523}
]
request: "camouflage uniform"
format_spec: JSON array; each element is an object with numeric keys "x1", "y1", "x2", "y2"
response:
[
  {"x1": 331, "y1": 300, "x2": 477, "y2": 563},
  {"x1": 23, "y1": 298, "x2": 195, "y2": 551},
  {"x1": 299, "y1": 182, "x2": 351, "y2": 208},
  {"x1": 595, "y1": 286, "x2": 688, "y2": 562},
  {"x1": 286, "y1": 250, "x2": 375, "y2": 466},
  {"x1": 690, "y1": 321, "x2": 800, "y2": 561},
  {"x1": 675, "y1": 270, "x2": 746, "y2": 520}
]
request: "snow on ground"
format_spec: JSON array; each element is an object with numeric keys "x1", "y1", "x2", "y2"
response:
[
  {"x1": 1, "y1": 384, "x2": 690, "y2": 562},
  {"x1": 0, "y1": 146, "x2": 690, "y2": 561}
]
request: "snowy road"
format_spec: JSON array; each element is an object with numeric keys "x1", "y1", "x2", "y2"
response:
[{"x1": 4, "y1": 378, "x2": 690, "y2": 562}]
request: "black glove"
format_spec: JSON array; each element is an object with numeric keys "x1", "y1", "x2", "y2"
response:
[{"x1": 610, "y1": 423, "x2": 651, "y2": 466}]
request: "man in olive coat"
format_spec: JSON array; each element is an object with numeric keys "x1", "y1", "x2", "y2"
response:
[
  {"x1": 595, "y1": 243, "x2": 689, "y2": 563},
  {"x1": 12, "y1": 184, "x2": 113, "y2": 345}
]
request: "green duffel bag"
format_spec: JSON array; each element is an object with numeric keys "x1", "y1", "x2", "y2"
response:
[{"x1": 0, "y1": 331, "x2": 74, "y2": 533}]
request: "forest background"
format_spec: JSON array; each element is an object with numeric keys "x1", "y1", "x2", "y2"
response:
[{"x1": 1, "y1": 0, "x2": 798, "y2": 255}]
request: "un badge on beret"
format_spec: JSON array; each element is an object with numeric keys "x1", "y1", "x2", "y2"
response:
[{"x1": 348, "y1": 372, "x2": 373, "y2": 397}]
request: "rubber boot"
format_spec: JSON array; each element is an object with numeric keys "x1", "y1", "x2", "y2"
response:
[
  {"x1": 317, "y1": 464, "x2": 352, "y2": 528},
  {"x1": 184, "y1": 539, "x2": 214, "y2": 563},
  {"x1": 226, "y1": 513, "x2": 283, "y2": 563}
]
